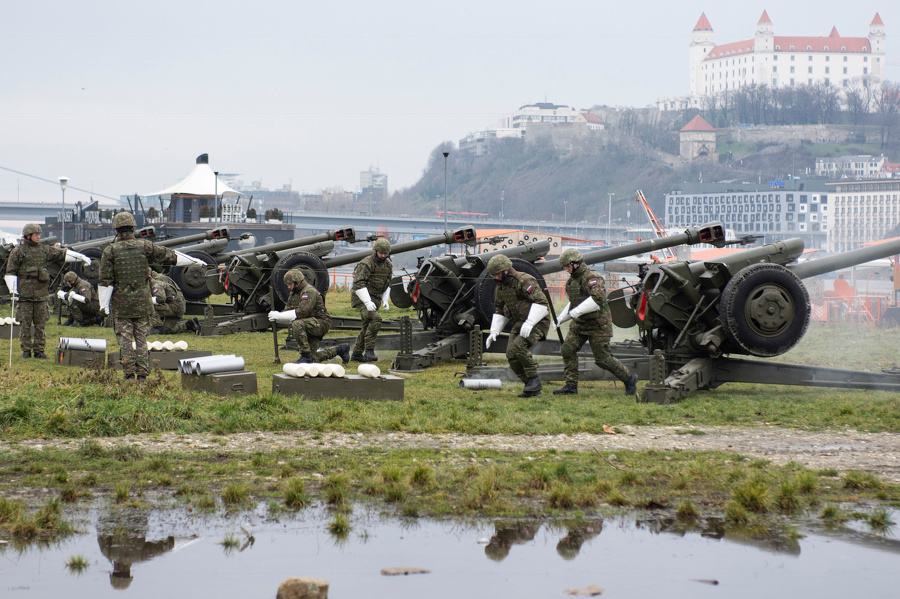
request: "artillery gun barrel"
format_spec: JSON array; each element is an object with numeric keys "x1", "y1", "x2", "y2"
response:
[
  {"x1": 179, "y1": 238, "x2": 230, "y2": 255},
  {"x1": 686, "y1": 238, "x2": 805, "y2": 278},
  {"x1": 219, "y1": 227, "x2": 356, "y2": 263},
  {"x1": 322, "y1": 226, "x2": 477, "y2": 268},
  {"x1": 68, "y1": 226, "x2": 156, "y2": 251},
  {"x1": 535, "y1": 222, "x2": 726, "y2": 274},
  {"x1": 789, "y1": 237, "x2": 900, "y2": 279},
  {"x1": 154, "y1": 226, "x2": 230, "y2": 248}
]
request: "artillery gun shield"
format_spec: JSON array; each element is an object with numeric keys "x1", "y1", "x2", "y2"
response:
[
  {"x1": 719, "y1": 263, "x2": 810, "y2": 357},
  {"x1": 73, "y1": 247, "x2": 103, "y2": 285},
  {"x1": 273, "y1": 252, "x2": 329, "y2": 301},
  {"x1": 608, "y1": 288, "x2": 637, "y2": 329},
  {"x1": 473, "y1": 258, "x2": 549, "y2": 327},
  {"x1": 168, "y1": 250, "x2": 216, "y2": 302},
  {"x1": 389, "y1": 275, "x2": 413, "y2": 309}
]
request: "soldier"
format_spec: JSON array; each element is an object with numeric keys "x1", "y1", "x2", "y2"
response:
[
  {"x1": 98, "y1": 212, "x2": 201, "y2": 380},
  {"x1": 148, "y1": 269, "x2": 200, "y2": 335},
  {"x1": 267, "y1": 269, "x2": 350, "y2": 364},
  {"x1": 3, "y1": 223, "x2": 91, "y2": 358},
  {"x1": 550, "y1": 248, "x2": 638, "y2": 397},
  {"x1": 58, "y1": 271, "x2": 101, "y2": 327},
  {"x1": 484, "y1": 254, "x2": 550, "y2": 398},
  {"x1": 350, "y1": 237, "x2": 392, "y2": 362}
]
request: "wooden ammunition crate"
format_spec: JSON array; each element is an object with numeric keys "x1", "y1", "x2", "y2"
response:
[{"x1": 272, "y1": 373, "x2": 404, "y2": 401}]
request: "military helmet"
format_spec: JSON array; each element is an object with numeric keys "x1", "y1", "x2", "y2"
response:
[
  {"x1": 62, "y1": 271, "x2": 78, "y2": 285},
  {"x1": 23, "y1": 223, "x2": 42, "y2": 236},
  {"x1": 559, "y1": 248, "x2": 584, "y2": 267},
  {"x1": 487, "y1": 254, "x2": 513, "y2": 275},
  {"x1": 113, "y1": 212, "x2": 137, "y2": 229},
  {"x1": 283, "y1": 269, "x2": 305, "y2": 286},
  {"x1": 373, "y1": 238, "x2": 391, "y2": 254}
]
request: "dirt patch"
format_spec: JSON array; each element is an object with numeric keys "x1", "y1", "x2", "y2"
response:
[{"x1": 6, "y1": 425, "x2": 900, "y2": 484}]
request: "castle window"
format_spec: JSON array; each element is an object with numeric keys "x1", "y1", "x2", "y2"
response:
[
  {"x1": 790, "y1": 46, "x2": 795, "y2": 51},
  {"x1": 825, "y1": 67, "x2": 829, "y2": 74},
  {"x1": 825, "y1": 48, "x2": 829, "y2": 53},
  {"x1": 843, "y1": 67, "x2": 848, "y2": 74},
  {"x1": 863, "y1": 47, "x2": 867, "y2": 52},
  {"x1": 864, "y1": 56, "x2": 868, "y2": 62},
  {"x1": 791, "y1": 55, "x2": 795, "y2": 61},
  {"x1": 842, "y1": 47, "x2": 846, "y2": 52},
  {"x1": 790, "y1": 66, "x2": 795, "y2": 73},
  {"x1": 807, "y1": 46, "x2": 812, "y2": 50},
  {"x1": 808, "y1": 56, "x2": 813, "y2": 61},
  {"x1": 808, "y1": 67, "x2": 813, "y2": 74}
]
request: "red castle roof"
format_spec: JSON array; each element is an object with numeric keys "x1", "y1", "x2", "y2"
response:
[
  {"x1": 758, "y1": 10, "x2": 772, "y2": 25},
  {"x1": 694, "y1": 13, "x2": 713, "y2": 31},
  {"x1": 681, "y1": 115, "x2": 715, "y2": 132},
  {"x1": 872, "y1": 13, "x2": 883, "y2": 26}
]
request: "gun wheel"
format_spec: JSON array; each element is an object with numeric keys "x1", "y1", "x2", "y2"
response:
[
  {"x1": 73, "y1": 247, "x2": 103, "y2": 285},
  {"x1": 273, "y1": 252, "x2": 330, "y2": 302},
  {"x1": 474, "y1": 258, "x2": 548, "y2": 327},
  {"x1": 168, "y1": 250, "x2": 216, "y2": 302},
  {"x1": 720, "y1": 263, "x2": 809, "y2": 357}
]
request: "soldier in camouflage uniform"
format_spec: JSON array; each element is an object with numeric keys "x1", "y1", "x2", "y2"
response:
[
  {"x1": 59, "y1": 271, "x2": 101, "y2": 327},
  {"x1": 3, "y1": 223, "x2": 91, "y2": 358},
  {"x1": 148, "y1": 269, "x2": 199, "y2": 335},
  {"x1": 350, "y1": 237, "x2": 392, "y2": 362},
  {"x1": 550, "y1": 248, "x2": 638, "y2": 397},
  {"x1": 98, "y1": 212, "x2": 183, "y2": 380},
  {"x1": 485, "y1": 254, "x2": 550, "y2": 398},
  {"x1": 268, "y1": 269, "x2": 350, "y2": 364}
]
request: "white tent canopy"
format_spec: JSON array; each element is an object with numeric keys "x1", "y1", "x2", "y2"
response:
[{"x1": 146, "y1": 154, "x2": 242, "y2": 197}]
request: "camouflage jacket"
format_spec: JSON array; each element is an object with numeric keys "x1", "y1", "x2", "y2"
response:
[
  {"x1": 493, "y1": 270, "x2": 549, "y2": 325},
  {"x1": 66, "y1": 275, "x2": 100, "y2": 312},
  {"x1": 4, "y1": 240, "x2": 67, "y2": 301},
  {"x1": 287, "y1": 281, "x2": 332, "y2": 328},
  {"x1": 99, "y1": 235, "x2": 178, "y2": 318},
  {"x1": 565, "y1": 264, "x2": 612, "y2": 336},
  {"x1": 350, "y1": 254, "x2": 392, "y2": 307},
  {"x1": 151, "y1": 273, "x2": 185, "y2": 319}
]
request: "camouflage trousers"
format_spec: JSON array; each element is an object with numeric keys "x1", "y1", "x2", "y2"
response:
[
  {"x1": 16, "y1": 300, "x2": 49, "y2": 353},
  {"x1": 506, "y1": 319, "x2": 550, "y2": 382},
  {"x1": 69, "y1": 302, "x2": 101, "y2": 326},
  {"x1": 114, "y1": 316, "x2": 151, "y2": 377},
  {"x1": 561, "y1": 327, "x2": 631, "y2": 385},
  {"x1": 151, "y1": 317, "x2": 188, "y2": 334},
  {"x1": 291, "y1": 317, "x2": 338, "y2": 361},
  {"x1": 353, "y1": 306, "x2": 382, "y2": 353}
]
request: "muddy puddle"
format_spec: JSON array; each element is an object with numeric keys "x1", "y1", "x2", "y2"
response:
[{"x1": 2, "y1": 504, "x2": 897, "y2": 598}]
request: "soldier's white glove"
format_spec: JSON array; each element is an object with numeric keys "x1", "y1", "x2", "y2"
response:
[
  {"x1": 64, "y1": 249, "x2": 92, "y2": 265},
  {"x1": 356, "y1": 288, "x2": 377, "y2": 312},
  {"x1": 152, "y1": 296, "x2": 158, "y2": 304},
  {"x1": 519, "y1": 303, "x2": 549, "y2": 339},
  {"x1": 569, "y1": 297, "x2": 602, "y2": 319},
  {"x1": 485, "y1": 314, "x2": 509, "y2": 349},
  {"x1": 174, "y1": 250, "x2": 205, "y2": 267},
  {"x1": 57, "y1": 289, "x2": 68, "y2": 301},
  {"x1": 70, "y1": 292, "x2": 86, "y2": 304},
  {"x1": 98, "y1": 285, "x2": 113, "y2": 314},
  {"x1": 268, "y1": 309, "x2": 297, "y2": 325},
  {"x1": 549, "y1": 302, "x2": 571, "y2": 333},
  {"x1": 4, "y1": 275, "x2": 18, "y2": 297},
  {"x1": 381, "y1": 288, "x2": 391, "y2": 311}
]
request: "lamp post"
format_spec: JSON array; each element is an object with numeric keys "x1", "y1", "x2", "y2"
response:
[
  {"x1": 564, "y1": 201, "x2": 568, "y2": 225},
  {"x1": 58, "y1": 177, "x2": 68, "y2": 245},
  {"x1": 442, "y1": 152, "x2": 449, "y2": 233},
  {"x1": 214, "y1": 171, "x2": 219, "y2": 225},
  {"x1": 607, "y1": 192, "x2": 615, "y2": 245},
  {"x1": 500, "y1": 190, "x2": 504, "y2": 219}
]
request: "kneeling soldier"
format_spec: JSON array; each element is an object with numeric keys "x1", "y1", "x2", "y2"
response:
[{"x1": 59, "y1": 271, "x2": 102, "y2": 327}]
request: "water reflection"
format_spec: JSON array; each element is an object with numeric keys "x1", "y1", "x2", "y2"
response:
[
  {"x1": 483, "y1": 520, "x2": 538, "y2": 561},
  {"x1": 96, "y1": 512, "x2": 175, "y2": 589},
  {"x1": 555, "y1": 520, "x2": 602, "y2": 560}
]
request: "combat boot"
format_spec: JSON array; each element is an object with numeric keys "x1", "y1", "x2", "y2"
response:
[
  {"x1": 296, "y1": 353, "x2": 314, "y2": 364},
  {"x1": 335, "y1": 343, "x2": 350, "y2": 364},
  {"x1": 519, "y1": 376, "x2": 542, "y2": 398},
  {"x1": 553, "y1": 383, "x2": 578, "y2": 395},
  {"x1": 62, "y1": 316, "x2": 75, "y2": 326},
  {"x1": 71, "y1": 321, "x2": 84, "y2": 327},
  {"x1": 350, "y1": 350, "x2": 367, "y2": 362},
  {"x1": 185, "y1": 317, "x2": 201, "y2": 334},
  {"x1": 148, "y1": 327, "x2": 165, "y2": 335},
  {"x1": 33, "y1": 351, "x2": 49, "y2": 360},
  {"x1": 363, "y1": 349, "x2": 378, "y2": 362},
  {"x1": 624, "y1": 373, "x2": 639, "y2": 396},
  {"x1": 20, "y1": 351, "x2": 31, "y2": 359}
]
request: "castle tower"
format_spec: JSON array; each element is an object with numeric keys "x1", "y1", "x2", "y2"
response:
[
  {"x1": 689, "y1": 13, "x2": 715, "y2": 102},
  {"x1": 869, "y1": 13, "x2": 886, "y2": 81}
]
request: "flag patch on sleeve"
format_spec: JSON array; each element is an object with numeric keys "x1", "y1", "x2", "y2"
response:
[
  {"x1": 301, "y1": 294, "x2": 309, "y2": 300},
  {"x1": 525, "y1": 285, "x2": 534, "y2": 293},
  {"x1": 588, "y1": 280, "x2": 599, "y2": 286}
]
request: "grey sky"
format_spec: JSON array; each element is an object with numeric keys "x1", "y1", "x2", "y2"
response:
[{"x1": 1, "y1": 1, "x2": 896, "y2": 206}]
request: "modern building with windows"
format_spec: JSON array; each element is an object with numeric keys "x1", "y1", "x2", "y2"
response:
[
  {"x1": 664, "y1": 178, "x2": 829, "y2": 249},
  {"x1": 689, "y1": 11, "x2": 885, "y2": 107},
  {"x1": 816, "y1": 155, "x2": 886, "y2": 179},
  {"x1": 826, "y1": 179, "x2": 900, "y2": 251}
]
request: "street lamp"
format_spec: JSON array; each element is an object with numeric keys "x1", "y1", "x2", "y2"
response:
[
  {"x1": 500, "y1": 190, "x2": 504, "y2": 219},
  {"x1": 442, "y1": 152, "x2": 449, "y2": 233},
  {"x1": 58, "y1": 177, "x2": 68, "y2": 245},
  {"x1": 564, "y1": 201, "x2": 568, "y2": 225},
  {"x1": 214, "y1": 171, "x2": 219, "y2": 225},
  {"x1": 607, "y1": 192, "x2": 615, "y2": 245}
]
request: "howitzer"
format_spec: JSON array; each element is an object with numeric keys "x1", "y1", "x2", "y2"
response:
[
  {"x1": 391, "y1": 223, "x2": 726, "y2": 370},
  {"x1": 154, "y1": 227, "x2": 232, "y2": 301},
  {"x1": 617, "y1": 236, "x2": 900, "y2": 403}
]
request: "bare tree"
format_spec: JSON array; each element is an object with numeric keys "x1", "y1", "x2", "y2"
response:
[{"x1": 873, "y1": 80, "x2": 900, "y2": 149}]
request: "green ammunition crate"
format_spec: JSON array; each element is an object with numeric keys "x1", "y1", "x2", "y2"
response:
[
  {"x1": 0, "y1": 324, "x2": 20, "y2": 338},
  {"x1": 108, "y1": 350, "x2": 213, "y2": 370},
  {"x1": 55, "y1": 348, "x2": 106, "y2": 368},
  {"x1": 271, "y1": 373, "x2": 404, "y2": 401},
  {"x1": 181, "y1": 370, "x2": 257, "y2": 396}
]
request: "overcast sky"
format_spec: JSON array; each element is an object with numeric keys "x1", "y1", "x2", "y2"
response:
[{"x1": 1, "y1": 1, "x2": 897, "y2": 207}]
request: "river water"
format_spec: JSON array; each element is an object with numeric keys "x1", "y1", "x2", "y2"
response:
[{"x1": 2, "y1": 504, "x2": 897, "y2": 598}]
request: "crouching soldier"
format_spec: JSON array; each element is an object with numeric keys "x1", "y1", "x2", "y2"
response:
[
  {"x1": 149, "y1": 269, "x2": 200, "y2": 335},
  {"x1": 268, "y1": 269, "x2": 350, "y2": 364},
  {"x1": 58, "y1": 271, "x2": 101, "y2": 327}
]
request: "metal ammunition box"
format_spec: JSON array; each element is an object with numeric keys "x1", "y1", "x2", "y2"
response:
[
  {"x1": 0, "y1": 324, "x2": 20, "y2": 338},
  {"x1": 181, "y1": 370, "x2": 257, "y2": 396},
  {"x1": 272, "y1": 373, "x2": 404, "y2": 401},
  {"x1": 108, "y1": 350, "x2": 213, "y2": 370},
  {"x1": 55, "y1": 348, "x2": 106, "y2": 368}
]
